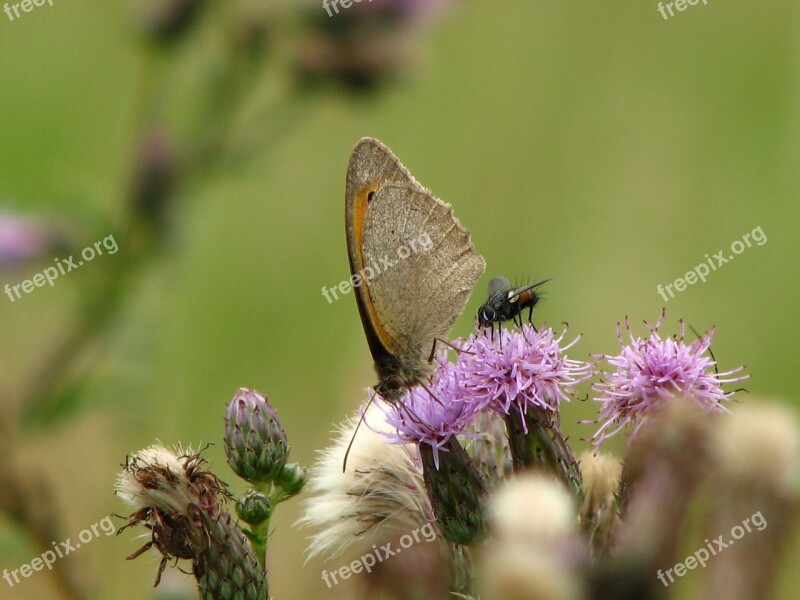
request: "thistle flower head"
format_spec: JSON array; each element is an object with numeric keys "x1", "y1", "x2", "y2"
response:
[
  {"x1": 712, "y1": 403, "x2": 800, "y2": 495},
  {"x1": 224, "y1": 387, "x2": 289, "y2": 484},
  {"x1": 116, "y1": 443, "x2": 227, "y2": 518},
  {"x1": 298, "y1": 0, "x2": 451, "y2": 91},
  {"x1": 357, "y1": 360, "x2": 488, "y2": 544},
  {"x1": 139, "y1": 0, "x2": 207, "y2": 43},
  {"x1": 453, "y1": 324, "x2": 593, "y2": 430},
  {"x1": 116, "y1": 445, "x2": 267, "y2": 597},
  {"x1": 376, "y1": 357, "x2": 481, "y2": 468},
  {"x1": 591, "y1": 313, "x2": 748, "y2": 449}
]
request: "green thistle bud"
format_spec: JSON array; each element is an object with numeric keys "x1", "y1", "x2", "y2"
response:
[
  {"x1": 225, "y1": 388, "x2": 288, "y2": 484},
  {"x1": 276, "y1": 463, "x2": 306, "y2": 496},
  {"x1": 236, "y1": 490, "x2": 271, "y2": 526}
]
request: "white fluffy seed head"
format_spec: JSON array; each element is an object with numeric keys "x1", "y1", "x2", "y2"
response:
[
  {"x1": 480, "y1": 545, "x2": 585, "y2": 600},
  {"x1": 713, "y1": 403, "x2": 800, "y2": 494},
  {"x1": 298, "y1": 399, "x2": 434, "y2": 560},
  {"x1": 489, "y1": 473, "x2": 577, "y2": 547},
  {"x1": 481, "y1": 474, "x2": 584, "y2": 600},
  {"x1": 115, "y1": 444, "x2": 198, "y2": 515}
]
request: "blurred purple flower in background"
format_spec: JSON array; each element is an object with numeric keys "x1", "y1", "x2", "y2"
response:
[
  {"x1": 0, "y1": 212, "x2": 64, "y2": 269},
  {"x1": 298, "y1": 0, "x2": 455, "y2": 90}
]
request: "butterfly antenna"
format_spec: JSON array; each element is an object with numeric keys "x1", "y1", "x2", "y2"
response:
[{"x1": 342, "y1": 389, "x2": 378, "y2": 473}]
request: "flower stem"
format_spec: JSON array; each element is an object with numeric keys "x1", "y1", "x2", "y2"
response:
[
  {"x1": 419, "y1": 438, "x2": 487, "y2": 546},
  {"x1": 504, "y1": 406, "x2": 583, "y2": 500}
]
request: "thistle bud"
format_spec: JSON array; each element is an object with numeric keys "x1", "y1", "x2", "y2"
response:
[
  {"x1": 0, "y1": 212, "x2": 68, "y2": 269},
  {"x1": 129, "y1": 126, "x2": 179, "y2": 238},
  {"x1": 236, "y1": 490, "x2": 271, "y2": 526},
  {"x1": 276, "y1": 463, "x2": 306, "y2": 496},
  {"x1": 224, "y1": 388, "x2": 288, "y2": 484}
]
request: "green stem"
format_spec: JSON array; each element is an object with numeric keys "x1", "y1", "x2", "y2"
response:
[{"x1": 504, "y1": 406, "x2": 583, "y2": 501}]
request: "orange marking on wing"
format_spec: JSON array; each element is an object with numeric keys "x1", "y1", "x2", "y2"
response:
[{"x1": 353, "y1": 183, "x2": 397, "y2": 355}]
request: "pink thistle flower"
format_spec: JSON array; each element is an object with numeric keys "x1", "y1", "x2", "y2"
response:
[
  {"x1": 375, "y1": 357, "x2": 481, "y2": 468},
  {"x1": 453, "y1": 324, "x2": 594, "y2": 432},
  {"x1": 591, "y1": 312, "x2": 748, "y2": 450}
]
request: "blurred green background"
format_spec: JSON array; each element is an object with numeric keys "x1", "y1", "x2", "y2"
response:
[{"x1": 1, "y1": 1, "x2": 798, "y2": 598}]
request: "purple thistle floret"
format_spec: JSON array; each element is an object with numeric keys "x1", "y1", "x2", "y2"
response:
[
  {"x1": 452, "y1": 324, "x2": 594, "y2": 432},
  {"x1": 374, "y1": 325, "x2": 592, "y2": 466},
  {"x1": 375, "y1": 357, "x2": 481, "y2": 468},
  {"x1": 591, "y1": 313, "x2": 748, "y2": 449}
]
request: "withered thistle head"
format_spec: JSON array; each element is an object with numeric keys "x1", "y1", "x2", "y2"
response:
[
  {"x1": 299, "y1": 400, "x2": 434, "y2": 560},
  {"x1": 116, "y1": 444, "x2": 267, "y2": 598}
]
